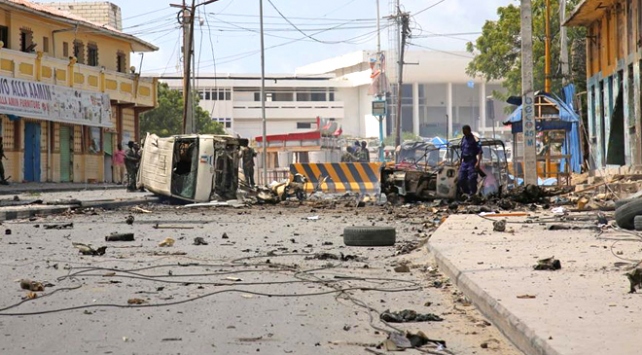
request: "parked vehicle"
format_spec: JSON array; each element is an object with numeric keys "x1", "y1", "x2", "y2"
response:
[{"x1": 137, "y1": 133, "x2": 248, "y2": 203}]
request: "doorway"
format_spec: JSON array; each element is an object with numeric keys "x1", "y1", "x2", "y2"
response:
[
  {"x1": 103, "y1": 132, "x2": 113, "y2": 182},
  {"x1": 60, "y1": 125, "x2": 73, "y2": 182},
  {"x1": 24, "y1": 122, "x2": 41, "y2": 182}
]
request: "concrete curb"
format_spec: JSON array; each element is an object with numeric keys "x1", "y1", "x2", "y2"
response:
[
  {"x1": 0, "y1": 197, "x2": 160, "y2": 222},
  {"x1": 427, "y1": 242, "x2": 561, "y2": 355}
]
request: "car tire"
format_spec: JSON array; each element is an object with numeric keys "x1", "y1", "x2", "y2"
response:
[
  {"x1": 615, "y1": 198, "x2": 635, "y2": 208},
  {"x1": 615, "y1": 199, "x2": 642, "y2": 230},
  {"x1": 343, "y1": 226, "x2": 396, "y2": 246},
  {"x1": 634, "y1": 216, "x2": 642, "y2": 231}
]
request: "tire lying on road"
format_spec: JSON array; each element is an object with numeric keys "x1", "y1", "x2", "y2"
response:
[
  {"x1": 343, "y1": 226, "x2": 396, "y2": 246},
  {"x1": 634, "y1": 216, "x2": 642, "y2": 231},
  {"x1": 615, "y1": 199, "x2": 642, "y2": 230}
]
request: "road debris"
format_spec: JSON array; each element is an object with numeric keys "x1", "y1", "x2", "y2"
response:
[
  {"x1": 493, "y1": 220, "x2": 506, "y2": 232},
  {"x1": 225, "y1": 277, "x2": 242, "y2": 282},
  {"x1": 127, "y1": 298, "x2": 147, "y2": 305},
  {"x1": 305, "y1": 252, "x2": 362, "y2": 262},
  {"x1": 305, "y1": 215, "x2": 320, "y2": 221},
  {"x1": 534, "y1": 257, "x2": 561, "y2": 271},
  {"x1": 132, "y1": 206, "x2": 152, "y2": 214},
  {"x1": 222, "y1": 233, "x2": 229, "y2": 239},
  {"x1": 383, "y1": 331, "x2": 446, "y2": 351},
  {"x1": 193, "y1": 237, "x2": 208, "y2": 245},
  {"x1": 19, "y1": 279, "x2": 44, "y2": 292},
  {"x1": 158, "y1": 238, "x2": 175, "y2": 247},
  {"x1": 105, "y1": 233, "x2": 135, "y2": 242},
  {"x1": 125, "y1": 215, "x2": 135, "y2": 225},
  {"x1": 517, "y1": 294, "x2": 536, "y2": 299},
  {"x1": 44, "y1": 223, "x2": 73, "y2": 230},
  {"x1": 380, "y1": 309, "x2": 444, "y2": 323},
  {"x1": 23, "y1": 292, "x2": 38, "y2": 300},
  {"x1": 626, "y1": 267, "x2": 642, "y2": 293},
  {"x1": 72, "y1": 242, "x2": 107, "y2": 256},
  {"x1": 394, "y1": 264, "x2": 411, "y2": 273},
  {"x1": 153, "y1": 224, "x2": 194, "y2": 230}
]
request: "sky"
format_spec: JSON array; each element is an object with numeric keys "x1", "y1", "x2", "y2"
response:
[{"x1": 59, "y1": 0, "x2": 517, "y2": 75}]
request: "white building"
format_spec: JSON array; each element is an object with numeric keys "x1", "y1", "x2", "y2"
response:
[{"x1": 161, "y1": 50, "x2": 510, "y2": 140}]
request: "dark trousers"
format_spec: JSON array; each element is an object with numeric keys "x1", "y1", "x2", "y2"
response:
[
  {"x1": 244, "y1": 166, "x2": 255, "y2": 186},
  {"x1": 0, "y1": 160, "x2": 5, "y2": 181},
  {"x1": 126, "y1": 166, "x2": 137, "y2": 190},
  {"x1": 458, "y1": 159, "x2": 478, "y2": 195}
]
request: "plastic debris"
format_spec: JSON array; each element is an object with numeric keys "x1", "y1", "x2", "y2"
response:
[
  {"x1": 105, "y1": 233, "x2": 135, "y2": 242},
  {"x1": 158, "y1": 238, "x2": 175, "y2": 247}
]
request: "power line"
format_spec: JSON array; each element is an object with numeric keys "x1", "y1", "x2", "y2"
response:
[
  {"x1": 413, "y1": 0, "x2": 448, "y2": 16},
  {"x1": 407, "y1": 42, "x2": 474, "y2": 59},
  {"x1": 208, "y1": 12, "x2": 377, "y2": 22}
]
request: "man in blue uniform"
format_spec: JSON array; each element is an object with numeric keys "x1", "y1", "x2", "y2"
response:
[{"x1": 458, "y1": 125, "x2": 482, "y2": 197}]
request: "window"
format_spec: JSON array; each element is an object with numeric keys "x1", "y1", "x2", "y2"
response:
[
  {"x1": 62, "y1": 42, "x2": 69, "y2": 57},
  {"x1": 271, "y1": 92, "x2": 293, "y2": 101},
  {"x1": 297, "y1": 122, "x2": 312, "y2": 129},
  {"x1": 42, "y1": 37, "x2": 49, "y2": 53},
  {"x1": 20, "y1": 28, "x2": 33, "y2": 53},
  {"x1": 73, "y1": 40, "x2": 85, "y2": 64},
  {"x1": 254, "y1": 92, "x2": 261, "y2": 101},
  {"x1": 296, "y1": 93, "x2": 310, "y2": 101},
  {"x1": 204, "y1": 90, "x2": 211, "y2": 100},
  {"x1": 198, "y1": 90, "x2": 204, "y2": 100},
  {"x1": 87, "y1": 43, "x2": 98, "y2": 66},
  {"x1": 329, "y1": 92, "x2": 335, "y2": 102},
  {"x1": 0, "y1": 26, "x2": 8, "y2": 48},
  {"x1": 310, "y1": 93, "x2": 326, "y2": 101},
  {"x1": 212, "y1": 117, "x2": 232, "y2": 128},
  {"x1": 117, "y1": 51, "x2": 127, "y2": 73}
]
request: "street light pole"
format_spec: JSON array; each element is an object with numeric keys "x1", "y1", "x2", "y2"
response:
[{"x1": 260, "y1": 0, "x2": 267, "y2": 186}]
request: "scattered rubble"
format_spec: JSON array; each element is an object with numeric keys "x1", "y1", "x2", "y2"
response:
[
  {"x1": 193, "y1": 237, "x2": 208, "y2": 246},
  {"x1": 44, "y1": 223, "x2": 73, "y2": 230},
  {"x1": 534, "y1": 257, "x2": 561, "y2": 271},
  {"x1": 125, "y1": 215, "x2": 135, "y2": 225},
  {"x1": 158, "y1": 238, "x2": 175, "y2": 247},
  {"x1": 493, "y1": 220, "x2": 506, "y2": 232},
  {"x1": 380, "y1": 309, "x2": 444, "y2": 323},
  {"x1": 626, "y1": 268, "x2": 642, "y2": 293},
  {"x1": 72, "y1": 242, "x2": 107, "y2": 256},
  {"x1": 305, "y1": 252, "x2": 362, "y2": 262},
  {"x1": 105, "y1": 233, "x2": 135, "y2": 242},
  {"x1": 19, "y1": 279, "x2": 45, "y2": 292}
]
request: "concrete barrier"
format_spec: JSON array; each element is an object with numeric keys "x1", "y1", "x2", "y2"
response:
[{"x1": 290, "y1": 163, "x2": 382, "y2": 194}]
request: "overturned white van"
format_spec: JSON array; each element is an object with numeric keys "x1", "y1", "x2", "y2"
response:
[{"x1": 137, "y1": 133, "x2": 249, "y2": 203}]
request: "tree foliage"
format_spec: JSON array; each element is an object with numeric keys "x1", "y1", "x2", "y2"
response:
[
  {"x1": 466, "y1": 0, "x2": 586, "y2": 98},
  {"x1": 140, "y1": 83, "x2": 225, "y2": 137}
]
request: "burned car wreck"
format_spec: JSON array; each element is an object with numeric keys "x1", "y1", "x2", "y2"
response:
[
  {"x1": 137, "y1": 133, "x2": 248, "y2": 203},
  {"x1": 381, "y1": 139, "x2": 509, "y2": 203}
]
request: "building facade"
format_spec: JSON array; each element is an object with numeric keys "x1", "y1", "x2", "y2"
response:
[
  {"x1": 0, "y1": 0, "x2": 157, "y2": 183},
  {"x1": 566, "y1": 0, "x2": 641, "y2": 167},
  {"x1": 163, "y1": 50, "x2": 510, "y2": 142}
]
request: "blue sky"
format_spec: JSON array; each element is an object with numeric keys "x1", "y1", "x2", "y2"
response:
[{"x1": 81, "y1": 0, "x2": 516, "y2": 74}]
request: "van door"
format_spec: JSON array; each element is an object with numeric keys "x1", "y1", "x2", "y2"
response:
[{"x1": 139, "y1": 133, "x2": 174, "y2": 196}]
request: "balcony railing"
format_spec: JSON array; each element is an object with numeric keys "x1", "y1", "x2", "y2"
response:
[
  {"x1": 0, "y1": 48, "x2": 156, "y2": 107},
  {"x1": 232, "y1": 100, "x2": 345, "y2": 119}
]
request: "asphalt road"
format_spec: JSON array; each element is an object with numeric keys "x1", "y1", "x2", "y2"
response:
[{"x1": 0, "y1": 203, "x2": 523, "y2": 355}]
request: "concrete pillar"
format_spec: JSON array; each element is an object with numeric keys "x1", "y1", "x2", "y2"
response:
[
  {"x1": 479, "y1": 81, "x2": 487, "y2": 134},
  {"x1": 412, "y1": 82, "x2": 420, "y2": 136},
  {"x1": 447, "y1": 82, "x2": 453, "y2": 140}
]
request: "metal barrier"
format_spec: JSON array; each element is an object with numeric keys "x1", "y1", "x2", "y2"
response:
[{"x1": 289, "y1": 163, "x2": 382, "y2": 194}]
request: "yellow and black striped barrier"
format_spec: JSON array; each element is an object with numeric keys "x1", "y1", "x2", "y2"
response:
[{"x1": 289, "y1": 163, "x2": 382, "y2": 194}]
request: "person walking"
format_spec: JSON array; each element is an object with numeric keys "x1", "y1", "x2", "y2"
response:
[
  {"x1": 124, "y1": 141, "x2": 140, "y2": 192},
  {"x1": 457, "y1": 125, "x2": 482, "y2": 197},
  {"x1": 0, "y1": 137, "x2": 8, "y2": 185},
  {"x1": 112, "y1": 143, "x2": 125, "y2": 184},
  {"x1": 242, "y1": 146, "x2": 257, "y2": 187}
]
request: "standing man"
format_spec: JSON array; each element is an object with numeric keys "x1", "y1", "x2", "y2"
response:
[
  {"x1": 359, "y1": 141, "x2": 370, "y2": 162},
  {"x1": 112, "y1": 143, "x2": 125, "y2": 184},
  {"x1": 0, "y1": 137, "x2": 7, "y2": 185},
  {"x1": 242, "y1": 145, "x2": 257, "y2": 187},
  {"x1": 124, "y1": 141, "x2": 140, "y2": 192},
  {"x1": 458, "y1": 125, "x2": 482, "y2": 197}
]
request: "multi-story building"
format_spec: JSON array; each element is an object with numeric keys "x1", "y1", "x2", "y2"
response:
[
  {"x1": 566, "y1": 0, "x2": 639, "y2": 168},
  {"x1": 0, "y1": 0, "x2": 157, "y2": 183},
  {"x1": 163, "y1": 50, "x2": 509, "y2": 142}
]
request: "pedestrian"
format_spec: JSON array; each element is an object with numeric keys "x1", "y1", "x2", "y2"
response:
[
  {"x1": 0, "y1": 137, "x2": 7, "y2": 185},
  {"x1": 124, "y1": 141, "x2": 140, "y2": 192},
  {"x1": 353, "y1": 140, "x2": 361, "y2": 156},
  {"x1": 359, "y1": 141, "x2": 370, "y2": 162},
  {"x1": 112, "y1": 143, "x2": 125, "y2": 184},
  {"x1": 457, "y1": 125, "x2": 482, "y2": 197},
  {"x1": 341, "y1": 146, "x2": 358, "y2": 162},
  {"x1": 241, "y1": 145, "x2": 257, "y2": 187}
]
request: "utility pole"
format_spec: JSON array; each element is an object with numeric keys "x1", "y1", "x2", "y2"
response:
[
  {"x1": 171, "y1": 0, "x2": 219, "y2": 134},
  {"x1": 394, "y1": 12, "x2": 410, "y2": 149},
  {"x1": 182, "y1": 0, "x2": 194, "y2": 134},
  {"x1": 544, "y1": 0, "x2": 551, "y2": 93},
  {"x1": 559, "y1": 0, "x2": 570, "y2": 84},
  {"x1": 521, "y1": 0, "x2": 538, "y2": 185},
  {"x1": 260, "y1": 0, "x2": 267, "y2": 186},
  {"x1": 376, "y1": 0, "x2": 384, "y2": 162}
]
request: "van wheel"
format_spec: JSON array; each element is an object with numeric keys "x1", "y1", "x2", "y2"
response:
[{"x1": 343, "y1": 226, "x2": 396, "y2": 246}]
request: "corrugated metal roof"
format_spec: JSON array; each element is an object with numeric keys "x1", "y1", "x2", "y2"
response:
[
  {"x1": 565, "y1": 0, "x2": 617, "y2": 27},
  {"x1": 0, "y1": 0, "x2": 157, "y2": 51}
]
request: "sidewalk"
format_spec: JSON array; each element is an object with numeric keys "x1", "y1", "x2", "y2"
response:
[
  {"x1": 0, "y1": 187, "x2": 159, "y2": 222},
  {"x1": 0, "y1": 182, "x2": 123, "y2": 196},
  {"x1": 429, "y1": 214, "x2": 642, "y2": 355}
]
